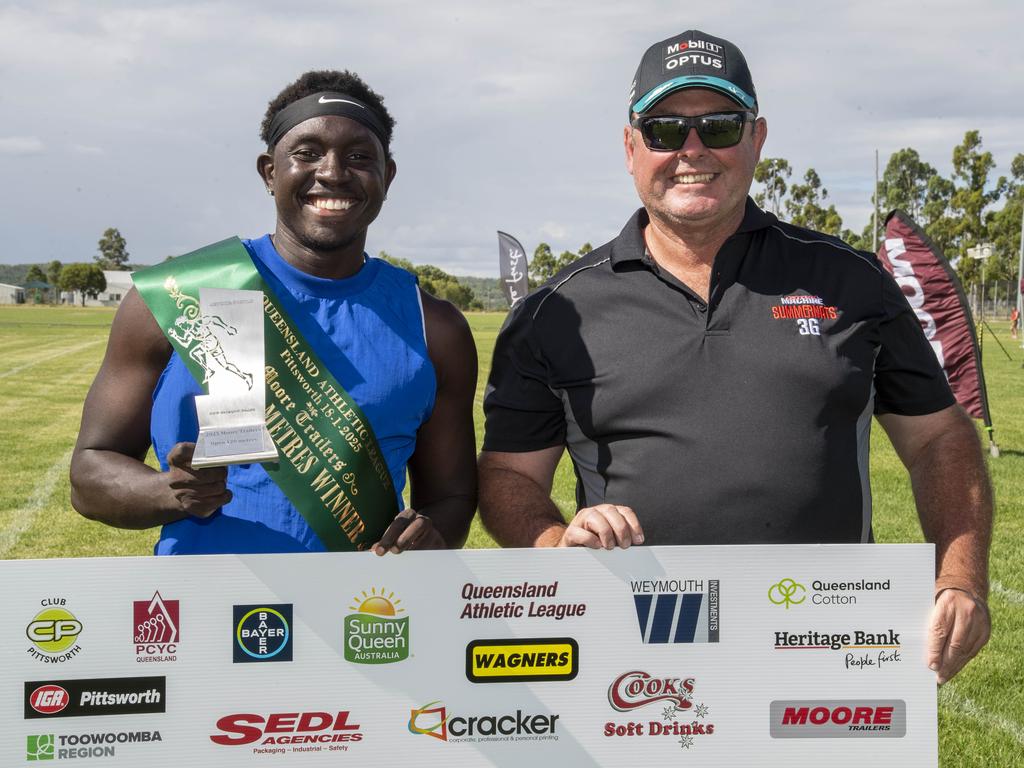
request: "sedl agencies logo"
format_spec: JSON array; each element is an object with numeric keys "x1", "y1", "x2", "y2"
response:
[
  {"x1": 133, "y1": 592, "x2": 179, "y2": 662},
  {"x1": 233, "y1": 604, "x2": 292, "y2": 663},
  {"x1": 344, "y1": 588, "x2": 409, "y2": 664},
  {"x1": 26, "y1": 598, "x2": 83, "y2": 663},
  {"x1": 631, "y1": 578, "x2": 719, "y2": 643},
  {"x1": 210, "y1": 711, "x2": 363, "y2": 755}
]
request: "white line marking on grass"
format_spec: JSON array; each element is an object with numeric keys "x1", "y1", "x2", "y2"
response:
[
  {"x1": 0, "y1": 339, "x2": 103, "y2": 380},
  {"x1": 991, "y1": 580, "x2": 1024, "y2": 605},
  {"x1": 0, "y1": 449, "x2": 73, "y2": 558},
  {"x1": 941, "y1": 683, "x2": 1024, "y2": 746}
]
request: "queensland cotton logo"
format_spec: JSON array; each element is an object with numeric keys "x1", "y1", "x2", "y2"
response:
[{"x1": 344, "y1": 588, "x2": 409, "y2": 664}]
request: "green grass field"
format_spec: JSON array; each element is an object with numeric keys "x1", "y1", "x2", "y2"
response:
[{"x1": 1, "y1": 304, "x2": 1022, "y2": 763}]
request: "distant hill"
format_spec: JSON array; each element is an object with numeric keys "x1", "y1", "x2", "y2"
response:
[
  {"x1": 454, "y1": 275, "x2": 509, "y2": 312},
  {"x1": 0, "y1": 264, "x2": 35, "y2": 286}
]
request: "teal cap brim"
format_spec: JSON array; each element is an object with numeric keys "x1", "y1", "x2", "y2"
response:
[{"x1": 632, "y1": 75, "x2": 756, "y2": 114}]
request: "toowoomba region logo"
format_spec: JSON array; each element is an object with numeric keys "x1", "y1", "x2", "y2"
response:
[{"x1": 344, "y1": 588, "x2": 409, "y2": 664}]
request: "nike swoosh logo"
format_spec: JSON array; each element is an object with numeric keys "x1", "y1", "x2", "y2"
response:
[{"x1": 318, "y1": 96, "x2": 365, "y2": 109}]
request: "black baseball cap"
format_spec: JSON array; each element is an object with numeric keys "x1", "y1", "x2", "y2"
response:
[{"x1": 628, "y1": 30, "x2": 757, "y2": 116}]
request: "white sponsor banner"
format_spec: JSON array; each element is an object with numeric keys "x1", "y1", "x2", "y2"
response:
[{"x1": 2, "y1": 544, "x2": 937, "y2": 766}]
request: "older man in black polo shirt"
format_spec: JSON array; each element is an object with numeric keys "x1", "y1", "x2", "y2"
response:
[{"x1": 478, "y1": 30, "x2": 991, "y2": 684}]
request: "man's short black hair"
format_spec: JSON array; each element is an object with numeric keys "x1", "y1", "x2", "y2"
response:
[{"x1": 260, "y1": 70, "x2": 396, "y2": 156}]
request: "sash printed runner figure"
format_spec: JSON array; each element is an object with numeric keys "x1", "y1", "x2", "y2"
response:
[{"x1": 71, "y1": 70, "x2": 478, "y2": 555}]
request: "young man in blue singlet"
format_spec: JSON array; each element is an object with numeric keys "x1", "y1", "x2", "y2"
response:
[{"x1": 70, "y1": 70, "x2": 478, "y2": 555}]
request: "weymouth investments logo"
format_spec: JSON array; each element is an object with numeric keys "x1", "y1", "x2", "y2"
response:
[
  {"x1": 133, "y1": 592, "x2": 178, "y2": 662},
  {"x1": 344, "y1": 588, "x2": 409, "y2": 664},
  {"x1": 233, "y1": 605, "x2": 292, "y2": 663},
  {"x1": 631, "y1": 578, "x2": 719, "y2": 643}
]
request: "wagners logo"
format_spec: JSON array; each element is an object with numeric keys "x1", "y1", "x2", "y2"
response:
[
  {"x1": 24, "y1": 676, "x2": 165, "y2": 719},
  {"x1": 211, "y1": 712, "x2": 362, "y2": 747},
  {"x1": 344, "y1": 588, "x2": 409, "y2": 664},
  {"x1": 233, "y1": 604, "x2": 292, "y2": 663},
  {"x1": 408, "y1": 701, "x2": 560, "y2": 743},
  {"x1": 134, "y1": 592, "x2": 178, "y2": 661},
  {"x1": 632, "y1": 578, "x2": 719, "y2": 643},
  {"x1": 466, "y1": 638, "x2": 578, "y2": 683},
  {"x1": 770, "y1": 700, "x2": 907, "y2": 738},
  {"x1": 26, "y1": 598, "x2": 83, "y2": 663}
]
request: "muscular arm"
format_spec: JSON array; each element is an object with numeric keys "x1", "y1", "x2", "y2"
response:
[
  {"x1": 877, "y1": 404, "x2": 993, "y2": 683},
  {"x1": 70, "y1": 288, "x2": 230, "y2": 528},
  {"x1": 375, "y1": 293, "x2": 478, "y2": 551}
]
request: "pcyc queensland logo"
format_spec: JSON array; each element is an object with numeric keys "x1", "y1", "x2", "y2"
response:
[
  {"x1": 26, "y1": 599, "x2": 83, "y2": 663},
  {"x1": 233, "y1": 604, "x2": 292, "y2": 663},
  {"x1": 344, "y1": 588, "x2": 409, "y2": 664},
  {"x1": 133, "y1": 592, "x2": 178, "y2": 661},
  {"x1": 768, "y1": 579, "x2": 806, "y2": 609}
]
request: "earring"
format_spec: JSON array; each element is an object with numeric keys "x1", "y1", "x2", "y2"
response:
[{"x1": 267, "y1": 188, "x2": 274, "y2": 197}]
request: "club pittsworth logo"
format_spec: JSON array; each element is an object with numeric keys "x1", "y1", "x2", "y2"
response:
[
  {"x1": 210, "y1": 711, "x2": 362, "y2": 754},
  {"x1": 466, "y1": 638, "x2": 578, "y2": 683},
  {"x1": 26, "y1": 599, "x2": 83, "y2": 663},
  {"x1": 233, "y1": 604, "x2": 292, "y2": 663},
  {"x1": 631, "y1": 578, "x2": 719, "y2": 643},
  {"x1": 769, "y1": 578, "x2": 891, "y2": 608},
  {"x1": 770, "y1": 700, "x2": 907, "y2": 738},
  {"x1": 605, "y1": 671, "x2": 715, "y2": 750},
  {"x1": 459, "y1": 580, "x2": 586, "y2": 620},
  {"x1": 133, "y1": 592, "x2": 178, "y2": 662},
  {"x1": 408, "y1": 701, "x2": 560, "y2": 744},
  {"x1": 27, "y1": 731, "x2": 162, "y2": 761},
  {"x1": 24, "y1": 676, "x2": 165, "y2": 719},
  {"x1": 344, "y1": 588, "x2": 409, "y2": 664},
  {"x1": 774, "y1": 629, "x2": 902, "y2": 671}
]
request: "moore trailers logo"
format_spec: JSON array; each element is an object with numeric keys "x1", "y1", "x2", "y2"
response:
[
  {"x1": 344, "y1": 588, "x2": 409, "y2": 664},
  {"x1": 631, "y1": 578, "x2": 719, "y2": 643},
  {"x1": 770, "y1": 700, "x2": 907, "y2": 738}
]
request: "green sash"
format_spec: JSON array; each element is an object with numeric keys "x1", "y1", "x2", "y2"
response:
[{"x1": 133, "y1": 237, "x2": 399, "y2": 551}]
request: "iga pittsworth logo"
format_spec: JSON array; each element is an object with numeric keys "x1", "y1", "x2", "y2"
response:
[
  {"x1": 770, "y1": 700, "x2": 907, "y2": 738},
  {"x1": 344, "y1": 588, "x2": 409, "y2": 664},
  {"x1": 774, "y1": 628, "x2": 902, "y2": 671},
  {"x1": 631, "y1": 578, "x2": 719, "y2": 643},
  {"x1": 769, "y1": 577, "x2": 891, "y2": 608},
  {"x1": 133, "y1": 592, "x2": 179, "y2": 662},
  {"x1": 26, "y1": 599, "x2": 83, "y2": 663},
  {"x1": 466, "y1": 638, "x2": 579, "y2": 683},
  {"x1": 233, "y1": 604, "x2": 292, "y2": 663},
  {"x1": 605, "y1": 671, "x2": 715, "y2": 750},
  {"x1": 210, "y1": 711, "x2": 362, "y2": 754},
  {"x1": 24, "y1": 676, "x2": 165, "y2": 719},
  {"x1": 26, "y1": 731, "x2": 161, "y2": 760},
  {"x1": 408, "y1": 701, "x2": 560, "y2": 744}
]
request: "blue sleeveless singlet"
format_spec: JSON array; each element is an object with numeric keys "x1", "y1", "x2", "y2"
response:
[{"x1": 150, "y1": 235, "x2": 436, "y2": 554}]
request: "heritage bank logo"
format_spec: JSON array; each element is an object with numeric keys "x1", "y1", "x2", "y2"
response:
[
  {"x1": 769, "y1": 578, "x2": 891, "y2": 608},
  {"x1": 233, "y1": 604, "x2": 292, "y2": 663},
  {"x1": 631, "y1": 578, "x2": 719, "y2": 643},
  {"x1": 344, "y1": 588, "x2": 409, "y2": 664},
  {"x1": 26, "y1": 599, "x2": 83, "y2": 663},
  {"x1": 133, "y1": 592, "x2": 178, "y2": 662}
]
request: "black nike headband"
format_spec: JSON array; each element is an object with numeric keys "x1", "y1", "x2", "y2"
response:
[{"x1": 266, "y1": 92, "x2": 390, "y2": 152}]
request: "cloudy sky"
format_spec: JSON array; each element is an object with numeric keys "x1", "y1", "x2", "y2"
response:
[{"x1": 1, "y1": 0, "x2": 1021, "y2": 275}]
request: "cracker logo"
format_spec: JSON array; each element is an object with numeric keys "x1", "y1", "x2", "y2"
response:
[
  {"x1": 466, "y1": 638, "x2": 579, "y2": 683},
  {"x1": 344, "y1": 588, "x2": 409, "y2": 664}
]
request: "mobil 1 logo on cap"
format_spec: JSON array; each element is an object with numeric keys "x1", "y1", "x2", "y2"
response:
[{"x1": 664, "y1": 38, "x2": 725, "y2": 73}]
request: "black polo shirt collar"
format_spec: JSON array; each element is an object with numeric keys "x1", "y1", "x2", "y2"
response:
[{"x1": 609, "y1": 196, "x2": 778, "y2": 268}]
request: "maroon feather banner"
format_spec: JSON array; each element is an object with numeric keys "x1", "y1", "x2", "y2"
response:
[{"x1": 876, "y1": 210, "x2": 992, "y2": 425}]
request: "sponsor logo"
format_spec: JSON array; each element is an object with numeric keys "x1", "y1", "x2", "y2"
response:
[
  {"x1": 771, "y1": 296, "x2": 838, "y2": 336},
  {"x1": 774, "y1": 629, "x2": 902, "y2": 670},
  {"x1": 769, "y1": 578, "x2": 891, "y2": 608},
  {"x1": 210, "y1": 712, "x2": 362, "y2": 755},
  {"x1": 770, "y1": 700, "x2": 907, "y2": 738},
  {"x1": 233, "y1": 604, "x2": 292, "y2": 663},
  {"x1": 133, "y1": 592, "x2": 179, "y2": 662},
  {"x1": 631, "y1": 578, "x2": 719, "y2": 643},
  {"x1": 26, "y1": 599, "x2": 83, "y2": 663},
  {"x1": 24, "y1": 676, "x2": 165, "y2": 719},
  {"x1": 604, "y1": 672, "x2": 715, "y2": 750},
  {"x1": 884, "y1": 237, "x2": 945, "y2": 366},
  {"x1": 27, "y1": 731, "x2": 162, "y2": 761},
  {"x1": 459, "y1": 581, "x2": 586, "y2": 621},
  {"x1": 466, "y1": 638, "x2": 578, "y2": 683},
  {"x1": 344, "y1": 588, "x2": 409, "y2": 664},
  {"x1": 408, "y1": 701, "x2": 560, "y2": 744},
  {"x1": 663, "y1": 39, "x2": 725, "y2": 73}
]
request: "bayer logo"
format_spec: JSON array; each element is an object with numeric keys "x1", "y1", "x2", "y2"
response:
[{"x1": 233, "y1": 604, "x2": 293, "y2": 663}]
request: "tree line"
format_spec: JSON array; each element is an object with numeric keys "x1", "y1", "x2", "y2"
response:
[
  {"x1": 23, "y1": 227, "x2": 130, "y2": 305},
  {"x1": 753, "y1": 131, "x2": 1022, "y2": 287}
]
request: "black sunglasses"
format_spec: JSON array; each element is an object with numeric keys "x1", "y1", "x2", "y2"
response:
[{"x1": 630, "y1": 111, "x2": 755, "y2": 151}]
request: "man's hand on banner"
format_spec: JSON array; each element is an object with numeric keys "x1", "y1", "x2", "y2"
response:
[
  {"x1": 927, "y1": 587, "x2": 991, "y2": 685},
  {"x1": 557, "y1": 504, "x2": 645, "y2": 549},
  {"x1": 166, "y1": 442, "x2": 232, "y2": 518},
  {"x1": 373, "y1": 508, "x2": 446, "y2": 555}
]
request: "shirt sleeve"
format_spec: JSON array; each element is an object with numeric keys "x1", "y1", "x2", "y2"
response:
[
  {"x1": 873, "y1": 269, "x2": 957, "y2": 416},
  {"x1": 482, "y1": 295, "x2": 567, "y2": 452}
]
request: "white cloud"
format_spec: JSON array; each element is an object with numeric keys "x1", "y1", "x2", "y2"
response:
[{"x1": 0, "y1": 136, "x2": 44, "y2": 154}]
